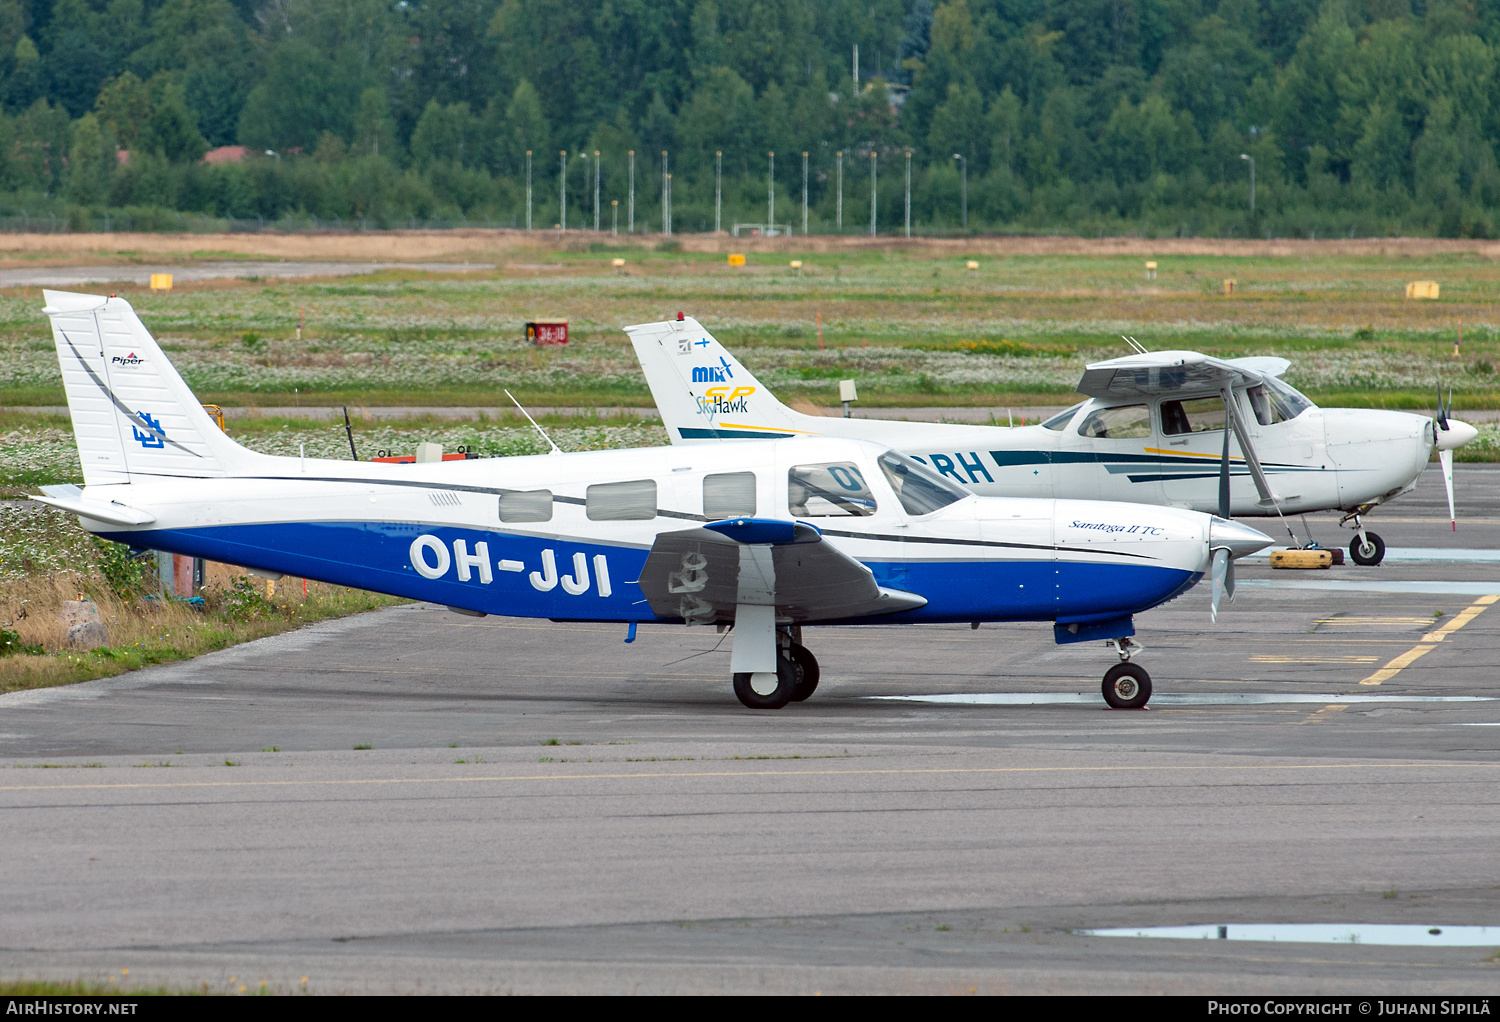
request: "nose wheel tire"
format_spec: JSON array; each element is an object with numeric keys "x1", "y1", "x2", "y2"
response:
[
  {"x1": 733, "y1": 657, "x2": 798, "y2": 710},
  {"x1": 1102, "y1": 663, "x2": 1153, "y2": 709},
  {"x1": 1350, "y1": 532, "x2": 1386, "y2": 566},
  {"x1": 788, "y1": 644, "x2": 820, "y2": 702}
]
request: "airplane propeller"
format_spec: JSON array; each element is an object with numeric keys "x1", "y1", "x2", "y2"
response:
[{"x1": 1434, "y1": 387, "x2": 1478, "y2": 532}]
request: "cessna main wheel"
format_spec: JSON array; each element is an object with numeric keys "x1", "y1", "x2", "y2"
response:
[
  {"x1": 1102, "y1": 663, "x2": 1153, "y2": 710},
  {"x1": 1350, "y1": 532, "x2": 1386, "y2": 566},
  {"x1": 733, "y1": 658, "x2": 798, "y2": 710},
  {"x1": 788, "y1": 644, "x2": 820, "y2": 702}
]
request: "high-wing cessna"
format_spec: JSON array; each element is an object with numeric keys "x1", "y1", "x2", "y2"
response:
[
  {"x1": 628, "y1": 319, "x2": 1478, "y2": 565},
  {"x1": 32, "y1": 290, "x2": 1270, "y2": 711}
]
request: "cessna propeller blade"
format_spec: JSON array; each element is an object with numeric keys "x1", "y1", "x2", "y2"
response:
[{"x1": 1433, "y1": 388, "x2": 1476, "y2": 532}]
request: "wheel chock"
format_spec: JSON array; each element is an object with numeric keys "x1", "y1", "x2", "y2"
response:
[{"x1": 1270, "y1": 548, "x2": 1334, "y2": 569}]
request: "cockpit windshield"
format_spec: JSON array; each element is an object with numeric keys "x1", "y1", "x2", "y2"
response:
[
  {"x1": 878, "y1": 450, "x2": 970, "y2": 515},
  {"x1": 1247, "y1": 376, "x2": 1314, "y2": 425},
  {"x1": 1041, "y1": 401, "x2": 1086, "y2": 431}
]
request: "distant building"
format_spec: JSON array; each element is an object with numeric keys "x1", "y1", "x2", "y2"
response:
[
  {"x1": 117, "y1": 149, "x2": 129, "y2": 165},
  {"x1": 201, "y1": 145, "x2": 248, "y2": 165}
]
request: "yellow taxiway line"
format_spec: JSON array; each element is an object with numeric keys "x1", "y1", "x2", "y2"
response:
[{"x1": 1359, "y1": 594, "x2": 1498, "y2": 685}]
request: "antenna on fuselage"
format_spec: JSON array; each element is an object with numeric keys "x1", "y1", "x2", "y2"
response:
[
  {"x1": 505, "y1": 389, "x2": 563, "y2": 455},
  {"x1": 1121, "y1": 335, "x2": 1148, "y2": 354}
]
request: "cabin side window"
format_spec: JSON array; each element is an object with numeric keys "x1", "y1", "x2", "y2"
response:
[
  {"x1": 877, "y1": 451, "x2": 968, "y2": 515},
  {"x1": 1077, "y1": 404, "x2": 1151, "y2": 439},
  {"x1": 586, "y1": 479, "x2": 658, "y2": 520},
  {"x1": 1161, "y1": 396, "x2": 1225, "y2": 435},
  {"x1": 788, "y1": 462, "x2": 877, "y2": 517},
  {"x1": 703, "y1": 471, "x2": 757, "y2": 519},
  {"x1": 499, "y1": 489, "x2": 553, "y2": 523}
]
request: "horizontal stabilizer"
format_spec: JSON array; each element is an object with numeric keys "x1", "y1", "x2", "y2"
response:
[
  {"x1": 30, "y1": 491, "x2": 156, "y2": 526},
  {"x1": 638, "y1": 524, "x2": 925, "y2": 624}
]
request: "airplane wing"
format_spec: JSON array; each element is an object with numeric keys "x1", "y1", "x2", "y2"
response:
[
  {"x1": 1076, "y1": 351, "x2": 1285, "y2": 399},
  {"x1": 636, "y1": 518, "x2": 926, "y2": 624},
  {"x1": 1224, "y1": 356, "x2": 1291, "y2": 379}
]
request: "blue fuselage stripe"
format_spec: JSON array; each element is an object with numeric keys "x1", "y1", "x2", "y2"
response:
[{"x1": 105, "y1": 522, "x2": 1198, "y2": 625}]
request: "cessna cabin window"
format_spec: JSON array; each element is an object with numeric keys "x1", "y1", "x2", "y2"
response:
[
  {"x1": 1248, "y1": 377, "x2": 1313, "y2": 425},
  {"x1": 878, "y1": 450, "x2": 968, "y2": 515},
  {"x1": 703, "y1": 471, "x2": 757, "y2": 519},
  {"x1": 1161, "y1": 396, "x2": 1225, "y2": 435},
  {"x1": 499, "y1": 489, "x2": 553, "y2": 523},
  {"x1": 788, "y1": 462, "x2": 877, "y2": 517},
  {"x1": 1078, "y1": 404, "x2": 1151, "y2": 439},
  {"x1": 586, "y1": 479, "x2": 657, "y2": 520},
  {"x1": 1041, "y1": 401, "x2": 1086, "y2": 431}
]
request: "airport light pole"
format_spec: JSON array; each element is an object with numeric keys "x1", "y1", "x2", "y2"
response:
[
  {"x1": 593, "y1": 150, "x2": 600, "y2": 231},
  {"x1": 904, "y1": 149, "x2": 911, "y2": 239},
  {"x1": 560, "y1": 150, "x2": 567, "y2": 231},
  {"x1": 715, "y1": 150, "x2": 722, "y2": 233},
  {"x1": 578, "y1": 150, "x2": 587, "y2": 230},
  {"x1": 836, "y1": 150, "x2": 843, "y2": 229},
  {"x1": 953, "y1": 153, "x2": 966, "y2": 229},
  {"x1": 869, "y1": 150, "x2": 877, "y2": 237},
  {"x1": 661, "y1": 151, "x2": 669, "y2": 236},
  {"x1": 525, "y1": 150, "x2": 532, "y2": 231},
  {"x1": 612, "y1": 199, "x2": 618, "y2": 236},
  {"x1": 768, "y1": 151, "x2": 775, "y2": 234},
  {"x1": 802, "y1": 151, "x2": 808, "y2": 235},
  {"x1": 628, "y1": 150, "x2": 635, "y2": 233},
  {"x1": 1240, "y1": 153, "x2": 1255, "y2": 216}
]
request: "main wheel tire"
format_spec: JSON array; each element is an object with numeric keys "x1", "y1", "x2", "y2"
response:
[
  {"x1": 1102, "y1": 662, "x2": 1153, "y2": 709},
  {"x1": 733, "y1": 658, "x2": 797, "y2": 710},
  {"x1": 1350, "y1": 531, "x2": 1386, "y2": 566},
  {"x1": 788, "y1": 644, "x2": 820, "y2": 702}
]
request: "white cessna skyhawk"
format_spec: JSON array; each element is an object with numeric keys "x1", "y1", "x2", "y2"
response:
[
  {"x1": 32, "y1": 291, "x2": 1270, "y2": 710},
  {"x1": 627, "y1": 319, "x2": 1479, "y2": 565}
]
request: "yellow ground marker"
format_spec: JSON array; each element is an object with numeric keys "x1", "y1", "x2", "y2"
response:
[
  {"x1": 1359, "y1": 594, "x2": 1498, "y2": 685},
  {"x1": 1300, "y1": 704, "x2": 1347, "y2": 724}
]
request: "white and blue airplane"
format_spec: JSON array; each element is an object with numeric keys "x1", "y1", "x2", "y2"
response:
[
  {"x1": 627, "y1": 319, "x2": 1479, "y2": 566},
  {"x1": 32, "y1": 290, "x2": 1271, "y2": 710}
]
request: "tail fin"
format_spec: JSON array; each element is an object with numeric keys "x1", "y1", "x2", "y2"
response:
[
  {"x1": 624, "y1": 316, "x2": 825, "y2": 444},
  {"x1": 44, "y1": 290, "x2": 265, "y2": 483}
]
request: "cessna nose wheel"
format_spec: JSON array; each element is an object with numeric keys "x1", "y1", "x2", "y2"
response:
[
  {"x1": 1102, "y1": 662, "x2": 1153, "y2": 709},
  {"x1": 1350, "y1": 532, "x2": 1386, "y2": 566}
]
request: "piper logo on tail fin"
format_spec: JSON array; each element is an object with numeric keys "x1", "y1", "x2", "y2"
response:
[
  {"x1": 131, "y1": 411, "x2": 165, "y2": 449},
  {"x1": 111, "y1": 352, "x2": 144, "y2": 366}
]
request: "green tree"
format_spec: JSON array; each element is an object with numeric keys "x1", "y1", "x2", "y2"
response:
[
  {"x1": 410, "y1": 99, "x2": 481, "y2": 169},
  {"x1": 95, "y1": 72, "x2": 153, "y2": 151},
  {"x1": 138, "y1": 76, "x2": 208, "y2": 163},
  {"x1": 353, "y1": 88, "x2": 398, "y2": 160},
  {"x1": 66, "y1": 112, "x2": 117, "y2": 204}
]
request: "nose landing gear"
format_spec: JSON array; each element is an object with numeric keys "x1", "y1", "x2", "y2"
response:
[
  {"x1": 1340, "y1": 510, "x2": 1386, "y2": 566},
  {"x1": 1102, "y1": 636, "x2": 1152, "y2": 709}
]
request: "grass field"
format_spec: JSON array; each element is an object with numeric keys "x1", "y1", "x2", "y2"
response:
[{"x1": 0, "y1": 235, "x2": 1497, "y2": 412}]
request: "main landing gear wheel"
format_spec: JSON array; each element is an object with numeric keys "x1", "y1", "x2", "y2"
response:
[
  {"x1": 733, "y1": 657, "x2": 798, "y2": 710},
  {"x1": 787, "y1": 644, "x2": 820, "y2": 702},
  {"x1": 1102, "y1": 662, "x2": 1153, "y2": 710},
  {"x1": 1350, "y1": 532, "x2": 1386, "y2": 566}
]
